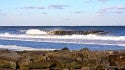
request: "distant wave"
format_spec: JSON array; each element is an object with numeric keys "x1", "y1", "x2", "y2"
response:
[
  {"x1": 26, "y1": 29, "x2": 48, "y2": 35},
  {"x1": 0, "y1": 45, "x2": 55, "y2": 51}
]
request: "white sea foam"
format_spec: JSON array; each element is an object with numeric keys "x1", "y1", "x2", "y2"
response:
[
  {"x1": 26, "y1": 29, "x2": 48, "y2": 35},
  {"x1": 0, "y1": 45, "x2": 55, "y2": 51},
  {"x1": 0, "y1": 33, "x2": 125, "y2": 41},
  {"x1": 0, "y1": 32, "x2": 125, "y2": 47}
]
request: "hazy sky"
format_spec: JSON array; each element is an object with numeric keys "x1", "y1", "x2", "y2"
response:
[{"x1": 0, "y1": 0, "x2": 125, "y2": 26}]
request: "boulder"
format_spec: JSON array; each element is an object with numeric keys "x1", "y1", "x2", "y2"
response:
[
  {"x1": 61, "y1": 47, "x2": 70, "y2": 51},
  {"x1": 29, "y1": 62, "x2": 52, "y2": 69},
  {"x1": 0, "y1": 50, "x2": 22, "y2": 61},
  {"x1": 80, "y1": 48, "x2": 90, "y2": 51},
  {"x1": 81, "y1": 67, "x2": 90, "y2": 70},
  {"x1": 0, "y1": 60, "x2": 17, "y2": 70}
]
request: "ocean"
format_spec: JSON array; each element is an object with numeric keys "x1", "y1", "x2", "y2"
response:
[{"x1": 0, "y1": 26, "x2": 125, "y2": 51}]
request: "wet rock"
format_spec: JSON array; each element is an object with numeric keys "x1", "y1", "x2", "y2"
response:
[
  {"x1": 53, "y1": 50, "x2": 60, "y2": 52},
  {"x1": 48, "y1": 30, "x2": 107, "y2": 35},
  {"x1": 61, "y1": 47, "x2": 69, "y2": 51},
  {"x1": 80, "y1": 48, "x2": 90, "y2": 52}
]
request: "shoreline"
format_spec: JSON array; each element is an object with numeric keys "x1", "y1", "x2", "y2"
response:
[{"x1": 0, "y1": 48, "x2": 125, "y2": 70}]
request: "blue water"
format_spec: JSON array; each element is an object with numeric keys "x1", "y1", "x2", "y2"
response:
[
  {"x1": 0, "y1": 26, "x2": 125, "y2": 36},
  {"x1": 0, "y1": 26, "x2": 125, "y2": 51}
]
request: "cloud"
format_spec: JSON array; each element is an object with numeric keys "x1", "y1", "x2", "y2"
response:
[
  {"x1": 0, "y1": 10, "x2": 6, "y2": 16},
  {"x1": 73, "y1": 11, "x2": 82, "y2": 14},
  {"x1": 49, "y1": 5, "x2": 69, "y2": 9},
  {"x1": 21, "y1": 6, "x2": 45, "y2": 9},
  {"x1": 85, "y1": 0, "x2": 108, "y2": 3},
  {"x1": 40, "y1": 12, "x2": 48, "y2": 14},
  {"x1": 96, "y1": 13, "x2": 103, "y2": 16},
  {"x1": 97, "y1": 5, "x2": 125, "y2": 16},
  {"x1": 98, "y1": 0, "x2": 109, "y2": 2},
  {"x1": 0, "y1": 13, "x2": 6, "y2": 16},
  {"x1": 84, "y1": 0, "x2": 92, "y2": 3},
  {"x1": 86, "y1": 0, "x2": 121, "y2": 3},
  {"x1": 100, "y1": 5, "x2": 125, "y2": 11}
]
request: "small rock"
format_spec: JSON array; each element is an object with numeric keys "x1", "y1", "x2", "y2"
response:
[
  {"x1": 61, "y1": 47, "x2": 69, "y2": 51},
  {"x1": 80, "y1": 48, "x2": 89, "y2": 51}
]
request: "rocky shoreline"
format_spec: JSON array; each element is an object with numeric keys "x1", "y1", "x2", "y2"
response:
[
  {"x1": 0, "y1": 48, "x2": 125, "y2": 70},
  {"x1": 48, "y1": 30, "x2": 107, "y2": 35}
]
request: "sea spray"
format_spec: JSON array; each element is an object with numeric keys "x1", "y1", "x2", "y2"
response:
[{"x1": 26, "y1": 29, "x2": 48, "y2": 35}]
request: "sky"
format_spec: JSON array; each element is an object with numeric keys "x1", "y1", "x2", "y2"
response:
[{"x1": 0, "y1": 0, "x2": 125, "y2": 26}]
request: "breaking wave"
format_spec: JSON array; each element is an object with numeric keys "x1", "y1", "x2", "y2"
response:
[
  {"x1": 0, "y1": 31, "x2": 125, "y2": 47},
  {"x1": 0, "y1": 32, "x2": 125, "y2": 41},
  {"x1": 26, "y1": 29, "x2": 48, "y2": 35}
]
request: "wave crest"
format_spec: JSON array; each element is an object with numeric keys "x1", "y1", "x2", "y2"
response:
[
  {"x1": 0, "y1": 33, "x2": 125, "y2": 47},
  {"x1": 26, "y1": 29, "x2": 47, "y2": 35},
  {"x1": 0, "y1": 33, "x2": 125, "y2": 41}
]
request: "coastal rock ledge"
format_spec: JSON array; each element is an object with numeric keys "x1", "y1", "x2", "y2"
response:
[
  {"x1": 48, "y1": 30, "x2": 107, "y2": 35},
  {"x1": 0, "y1": 48, "x2": 125, "y2": 70}
]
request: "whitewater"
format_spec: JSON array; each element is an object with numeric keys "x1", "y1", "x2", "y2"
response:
[{"x1": 0, "y1": 26, "x2": 125, "y2": 51}]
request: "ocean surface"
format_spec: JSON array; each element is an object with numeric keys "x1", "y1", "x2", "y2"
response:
[{"x1": 0, "y1": 26, "x2": 125, "y2": 51}]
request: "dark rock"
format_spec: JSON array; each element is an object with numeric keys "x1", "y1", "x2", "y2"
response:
[
  {"x1": 61, "y1": 47, "x2": 69, "y2": 51},
  {"x1": 75, "y1": 57, "x2": 83, "y2": 61},
  {"x1": 48, "y1": 30, "x2": 107, "y2": 35},
  {"x1": 53, "y1": 50, "x2": 60, "y2": 52},
  {"x1": 80, "y1": 48, "x2": 90, "y2": 51}
]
